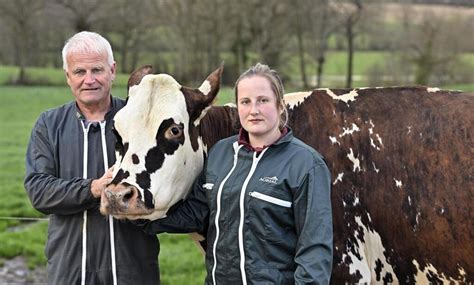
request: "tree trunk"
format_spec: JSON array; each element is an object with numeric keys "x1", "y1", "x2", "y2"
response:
[
  {"x1": 120, "y1": 33, "x2": 130, "y2": 74},
  {"x1": 296, "y1": 19, "x2": 308, "y2": 89},
  {"x1": 313, "y1": 0, "x2": 330, "y2": 88},
  {"x1": 346, "y1": 19, "x2": 354, "y2": 88},
  {"x1": 316, "y1": 55, "x2": 325, "y2": 88},
  {"x1": 294, "y1": 0, "x2": 308, "y2": 89}
]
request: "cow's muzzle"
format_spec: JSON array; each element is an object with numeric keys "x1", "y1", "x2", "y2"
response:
[{"x1": 100, "y1": 183, "x2": 154, "y2": 218}]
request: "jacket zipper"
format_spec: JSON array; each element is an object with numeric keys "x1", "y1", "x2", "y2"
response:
[
  {"x1": 100, "y1": 121, "x2": 118, "y2": 285},
  {"x1": 237, "y1": 147, "x2": 269, "y2": 285},
  {"x1": 211, "y1": 142, "x2": 243, "y2": 285},
  {"x1": 249, "y1": 191, "x2": 292, "y2": 208},
  {"x1": 81, "y1": 121, "x2": 118, "y2": 285},
  {"x1": 81, "y1": 121, "x2": 91, "y2": 285}
]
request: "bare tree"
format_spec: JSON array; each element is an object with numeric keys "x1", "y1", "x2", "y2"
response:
[
  {"x1": 292, "y1": 0, "x2": 310, "y2": 89},
  {"x1": 0, "y1": 0, "x2": 45, "y2": 84},
  {"x1": 245, "y1": 0, "x2": 292, "y2": 70},
  {"x1": 228, "y1": 2, "x2": 252, "y2": 79},
  {"x1": 334, "y1": 0, "x2": 364, "y2": 88},
  {"x1": 307, "y1": 0, "x2": 338, "y2": 88},
  {"x1": 97, "y1": 0, "x2": 157, "y2": 73},
  {"x1": 50, "y1": 0, "x2": 108, "y2": 32},
  {"x1": 400, "y1": 8, "x2": 471, "y2": 85}
]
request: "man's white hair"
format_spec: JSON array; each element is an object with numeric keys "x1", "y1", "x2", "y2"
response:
[{"x1": 62, "y1": 31, "x2": 114, "y2": 70}]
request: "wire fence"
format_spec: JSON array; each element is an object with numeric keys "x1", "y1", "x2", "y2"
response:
[{"x1": 0, "y1": 216, "x2": 49, "y2": 221}]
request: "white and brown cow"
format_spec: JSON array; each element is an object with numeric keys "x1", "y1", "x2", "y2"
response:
[{"x1": 101, "y1": 66, "x2": 473, "y2": 283}]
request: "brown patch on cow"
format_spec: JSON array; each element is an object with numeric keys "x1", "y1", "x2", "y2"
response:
[
  {"x1": 199, "y1": 105, "x2": 241, "y2": 149},
  {"x1": 127, "y1": 65, "x2": 153, "y2": 92},
  {"x1": 287, "y1": 86, "x2": 473, "y2": 282}
]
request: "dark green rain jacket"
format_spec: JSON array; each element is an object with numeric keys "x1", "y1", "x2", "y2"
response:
[
  {"x1": 145, "y1": 129, "x2": 333, "y2": 284},
  {"x1": 24, "y1": 96, "x2": 160, "y2": 285}
]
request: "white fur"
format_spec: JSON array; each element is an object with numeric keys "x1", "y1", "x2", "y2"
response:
[
  {"x1": 345, "y1": 215, "x2": 398, "y2": 284},
  {"x1": 413, "y1": 260, "x2": 467, "y2": 284},
  {"x1": 284, "y1": 91, "x2": 312, "y2": 109},
  {"x1": 324, "y1": 88, "x2": 359, "y2": 104},
  {"x1": 199, "y1": 80, "x2": 212, "y2": 95}
]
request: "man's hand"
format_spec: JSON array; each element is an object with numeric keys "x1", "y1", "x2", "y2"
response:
[{"x1": 91, "y1": 167, "x2": 114, "y2": 198}]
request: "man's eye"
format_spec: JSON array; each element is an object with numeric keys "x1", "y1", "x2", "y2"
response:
[{"x1": 92, "y1": 68, "x2": 104, "y2": 74}]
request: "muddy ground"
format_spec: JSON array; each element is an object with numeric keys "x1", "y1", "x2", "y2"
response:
[{"x1": 0, "y1": 256, "x2": 46, "y2": 285}]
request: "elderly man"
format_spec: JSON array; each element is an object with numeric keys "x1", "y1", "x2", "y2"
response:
[{"x1": 24, "y1": 31, "x2": 160, "y2": 284}]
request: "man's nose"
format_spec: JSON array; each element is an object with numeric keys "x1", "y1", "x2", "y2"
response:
[{"x1": 84, "y1": 71, "x2": 96, "y2": 84}]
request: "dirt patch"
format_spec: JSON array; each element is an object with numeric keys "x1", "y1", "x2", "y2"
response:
[{"x1": 0, "y1": 256, "x2": 46, "y2": 285}]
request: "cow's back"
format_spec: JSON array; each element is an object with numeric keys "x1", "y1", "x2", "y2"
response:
[{"x1": 287, "y1": 87, "x2": 473, "y2": 283}]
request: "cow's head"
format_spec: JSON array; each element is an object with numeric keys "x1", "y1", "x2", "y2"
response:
[{"x1": 100, "y1": 65, "x2": 222, "y2": 220}]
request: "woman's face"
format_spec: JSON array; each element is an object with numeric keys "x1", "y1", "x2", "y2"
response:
[{"x1": 237, "y1": 75, "x2": 282, "y2": 147}]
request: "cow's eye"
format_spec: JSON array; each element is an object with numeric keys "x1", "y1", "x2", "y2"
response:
[{"x1": 166, "y1": 124, "x2": 183, "y2": 139}]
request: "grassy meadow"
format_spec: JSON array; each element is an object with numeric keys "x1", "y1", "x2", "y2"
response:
[{"x1": 0, "y1": 51, "x2": 472, "y2": 283}]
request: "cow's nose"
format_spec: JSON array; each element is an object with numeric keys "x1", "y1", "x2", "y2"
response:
[{"x1": 105, "y1": 184, "x2": 139, "y2": 207}]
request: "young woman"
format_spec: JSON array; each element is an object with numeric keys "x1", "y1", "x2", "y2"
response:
[{"x1": 144, "y1": 63, "x2": 333, "y2": 284}]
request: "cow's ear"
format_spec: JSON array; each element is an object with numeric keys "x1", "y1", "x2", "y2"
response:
[
  {"x1": 183, "y1": 65, "x2": 224, "y2": 124},
  {"x1": 198, "y1": 65, "x2": 223, "y2": 103},
  {"x1": 128, "y1": 65, "x2": 153, "y2": 92}
]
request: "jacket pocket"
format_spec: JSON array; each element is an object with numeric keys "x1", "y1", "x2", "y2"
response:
[{"x1": 249, "y1": 191, "x2": 292, "y2": 208}]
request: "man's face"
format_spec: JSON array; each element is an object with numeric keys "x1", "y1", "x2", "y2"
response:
[{"x1": 65, "y1": 51, "x2": 116, "y2": 107}]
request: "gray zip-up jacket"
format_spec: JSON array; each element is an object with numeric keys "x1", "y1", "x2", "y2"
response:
[
  {"x1": 24, "y1": 96, "x2": 160, "y2": 285},
  {"x1": 145, "y1": 130, "x2": 333, "y2": 284}
]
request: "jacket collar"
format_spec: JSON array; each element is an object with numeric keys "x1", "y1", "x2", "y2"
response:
[
  {"x1": 238, "y1": 127, "x2": 292, "y2": 154},
  {"x1": 75, "y1": 95, "x2": 120, "y2": 121}
]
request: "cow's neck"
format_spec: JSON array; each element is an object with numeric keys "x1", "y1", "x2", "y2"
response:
[{"x1": 200, "y1": 105, "x2": 240, "y2": 149}]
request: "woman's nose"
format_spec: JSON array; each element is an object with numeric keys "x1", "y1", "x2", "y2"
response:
[{"x1": 250, "y1": 104, "x2": 260, "y2": 115}]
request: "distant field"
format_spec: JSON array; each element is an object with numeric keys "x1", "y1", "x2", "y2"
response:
[{"x1": 1, "y1": 49, "x2": 473, "y2": 91}]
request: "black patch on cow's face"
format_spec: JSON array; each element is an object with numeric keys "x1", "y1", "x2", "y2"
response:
[
  {"x1": 375, "y1": 258, "x2": 383, "y2": 281},
  {"x1": 144, "y1": 118, "x2": 185, "y2": 173},
  {"x1": 144, "y1": 189, "x2": 154, "y2": 209},
  {"x1": 123, "y1": 142, "x2": 129, "y2": 156},
  {"x1": 383, "y1": 272, "x2": 393, "y2": 284},
  {"x1": 136, "y1": 171, "x2": 150, "y2": 193},
  {"x1": 111, "y1": 169, "x2": 129, "y2": 185},
  {"x1": 132, "y1": 154, "x2": 139, "y2": 164},
  {"x1": 133, "y1": 118, "x2": 185, "y2": 209},
  {"x1": 136, "y1": 171, "x2": 154, "y2": 209},
  {"x1": 113, "y1": 128, "x2": 127, "y2": 161}
]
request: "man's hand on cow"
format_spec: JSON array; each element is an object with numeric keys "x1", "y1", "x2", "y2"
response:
[{"x1": 91, "y1": 167, "x2": 114, "y2": 198}]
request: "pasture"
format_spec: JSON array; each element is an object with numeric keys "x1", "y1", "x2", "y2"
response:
[{"x1": 0, "y1": 61, "x2": 472, "y2": 283}]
